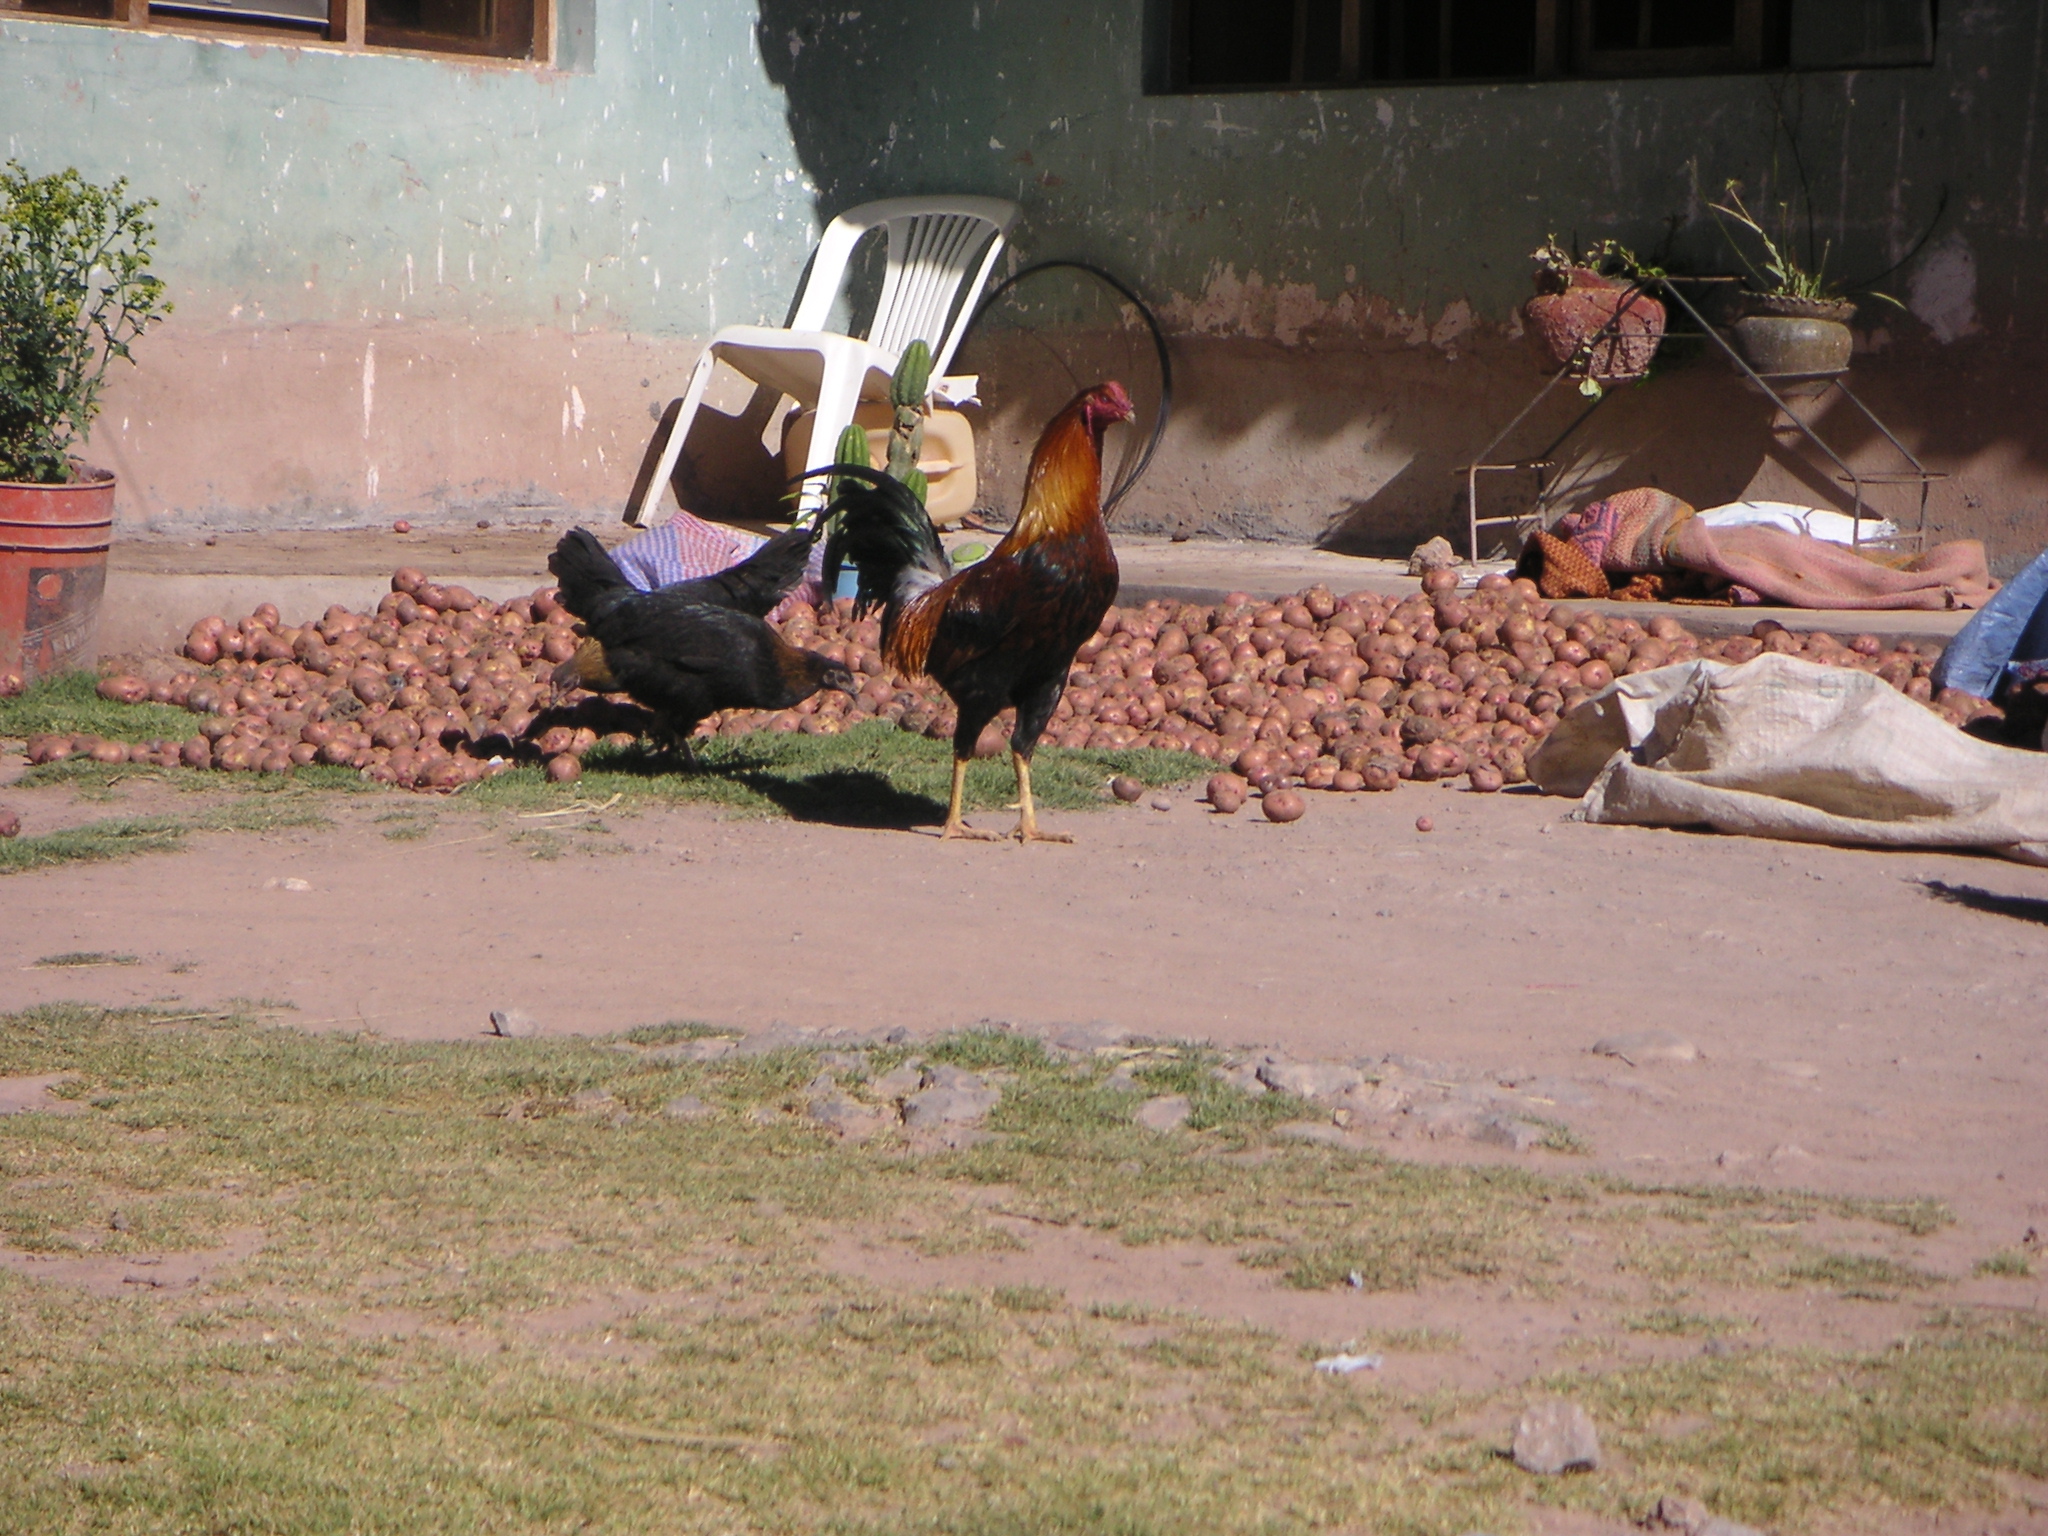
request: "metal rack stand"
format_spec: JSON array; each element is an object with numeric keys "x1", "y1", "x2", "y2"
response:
[{"x1": 1460, "y1": 276, "x2": 1944, "y2": 563}]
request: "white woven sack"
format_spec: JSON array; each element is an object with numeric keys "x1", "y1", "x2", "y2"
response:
[{"x1": 1528, "y1": 653, "x2": 2048, "y2": 864}]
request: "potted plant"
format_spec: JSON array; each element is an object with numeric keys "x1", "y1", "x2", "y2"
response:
[
  {"x1": 1708, "y1": 181, "x2": 1884, "y2": 377},
  {"x1": 1521, "y1": 236, "x2": 1666, "y2": 396},
  {"x1": 0, "y1": 161, "x2": 169, "y2": 690}
]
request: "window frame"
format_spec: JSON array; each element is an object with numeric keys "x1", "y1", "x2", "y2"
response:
[{"x1": 0, "y1": 0, "x2": 555, "y2": 66}]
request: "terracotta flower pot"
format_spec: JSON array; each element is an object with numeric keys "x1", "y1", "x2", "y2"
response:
[
  {"x1": 0, "y1": 465, "x2": 115, "y2": 689},
  {"x1": 1521, "y1": 267, "x2": 1666, "y2": 385}
]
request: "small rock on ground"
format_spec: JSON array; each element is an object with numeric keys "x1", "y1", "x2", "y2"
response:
[
  {"x1": 488, "y1": 1009, "x2": 543, "y2": 1039},
  {"x1": 807, "y1": 1092, "x2": 889, "y2": 1140},
  {"x1": 663, "y1": 1095, "x2": 714, "y2": 1121},
  {"x1": 1273, "y1": 1120, "x2": 1359, "y2": 1149},
  {"x1": 1134, "y1": 1094, "x2": 1191, "y2": 1132},
  {"x1": 1591, "y1": 1029, "x2": 1698, "y2": 1064},
  {"x1": 869, "y1": 1062, "x2": 927, "y2": 1102},
  {"x1": 1470, "y1": 1115, "x2": 1545, "y2": 1152},
  {"x1": 1511, "y1": 1398, "x2": 1600, "y2": 1474},
  {"x1": 902, "y1": 1069, "x2": 999, "y2": 1128},
  {"x1": 1256, "y1": 1057, "x2": 1366, "y2": 1102},
  {"x1": 642, "y1": 1036, "x2": 736, "y2": 1064}
]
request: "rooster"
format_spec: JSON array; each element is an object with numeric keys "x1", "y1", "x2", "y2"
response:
[
  {"x1": 818, "y1": 381, "x2": 1135, "y2": 841},
  {"x1": 546, "y1": 530, "x2": 855, "y2": 762}
]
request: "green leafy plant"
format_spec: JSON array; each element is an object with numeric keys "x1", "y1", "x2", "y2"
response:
[
  {"x1": 0, "y1": 162, "x2": 170, "y2": 484},
  {"x1": 1708, "y1": 181, "x2": 1835, "y2": 300},
  {"x1": 1708, "y1": 179, "x2": 1900, "y2": 310}
]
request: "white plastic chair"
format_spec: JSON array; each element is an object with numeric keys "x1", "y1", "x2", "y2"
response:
[{"x1": 623, "y1": 195, "x2": 1020, "y2": 526}]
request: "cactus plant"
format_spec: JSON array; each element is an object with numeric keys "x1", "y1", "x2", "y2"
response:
[{"x1": 885, "y1": 339, "x2": 933, "y2": 496}]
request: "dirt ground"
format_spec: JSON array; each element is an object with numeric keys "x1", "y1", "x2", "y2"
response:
[
  {"x1": 5, "y1": 761, "x2": 2043, "y2": 1253},
  {"x1": 7, "y1": 755, "x2": 2048, "y2": 1536}
]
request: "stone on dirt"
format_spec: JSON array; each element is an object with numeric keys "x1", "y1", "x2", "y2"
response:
[
  {"x1": 0, "y1": 807, "x2": 19, "y2": 839},
  {"x1": 1511, "y1": 1398, "x2": 1600, "y2": 1474},
  {"x1": 1408, "y1": 535, "x2": 1458, "y2": 574},
  {"x1": 901, "y1": 1067, "x2": 999, "y2": 1129},
  {"x1": 868, "y1": 1062, "x2": 928, "y2": 1103},
  {"x1": 662, "y1": 1095, "x2": 714, "y2": 1122},
  {"x1": 1651, "y1": 1496, "x2": 1766, "y2": 1536},
  {"x1": 1591, "y1": 1029, "x2": 1698, "y2": 1064},
  {"x1": 1255, "y1": 1057, "x2": 1366, "y2": 1101},
  {"x1": 487, "y1": 1008, "x2": 542, "y2": 1039},
  {"x1": 1470, "y1": 1115, "x2": 1545, "y2": 1152},
  {"x1": 1273, "y1": 1120, "x2": 1359, "y2": 1148},
  {"x1": 806, "y1": 1092, "x2": 889, "y2": 1140},
  {"x1": 1134, "y1": 1094, "x2": 1192, "y2": 1132},
  {"x1": 1650, "y1": 1496, "x2": 1710, "y2": 1532},
  {"x1": 643, "y1": 1036, "x2": 737, "y2": 1064}
]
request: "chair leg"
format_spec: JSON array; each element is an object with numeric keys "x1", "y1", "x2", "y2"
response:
[
  {"x1": 623, "y1": 347, "x2": 720, "y2": 526},
  {"x1": 797, "y1": 351, "x2": 870, "y2": 521}
]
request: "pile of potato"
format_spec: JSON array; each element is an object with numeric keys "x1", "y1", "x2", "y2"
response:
[{"x1": 27, "y1": 564, "x2": 1972, "y2": 798}]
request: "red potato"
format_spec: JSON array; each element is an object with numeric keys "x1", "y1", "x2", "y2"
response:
[
  {"x1": 1205, "y1": 773, "x2": 1248, "y2": 813},
  {"x1": 143, "y1": 569, "x2": 1965, "y2": 798},
  {"x1": 1261, "y1": 787, "x2": 1306, "y2": 822}
]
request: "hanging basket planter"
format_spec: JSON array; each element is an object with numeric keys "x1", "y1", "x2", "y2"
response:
[{"x1": 1521, "y1": 267, "x2": 1666, "y2": 386}]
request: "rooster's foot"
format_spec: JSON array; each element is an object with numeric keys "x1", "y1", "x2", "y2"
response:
[
  {"x1": 939, "y1": 821, "x2": 1004, "y2": 841},
  {"x1": 1014, "y1": 826, "x2": 1073, "y2": 844}
]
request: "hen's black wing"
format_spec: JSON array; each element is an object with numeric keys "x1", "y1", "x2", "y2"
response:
[
  {"x1": 665, "y1": 524, "x2": 818, "y2": 616},
  {"x1": 584, "y1": 599, "x2": 816, "y2": 727},
  {"x1": 549, "y1": 523, "x2": 817, "y2": 623}
]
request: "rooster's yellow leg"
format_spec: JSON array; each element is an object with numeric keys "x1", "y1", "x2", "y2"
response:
[
  {"x1": 939, "y1": 756, "x2": 1001, "y2": 840},
  {"x1": 1012, "y1": 752, "x2": 1072, "y2": 844}
]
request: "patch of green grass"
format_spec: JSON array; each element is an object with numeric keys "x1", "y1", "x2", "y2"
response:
[
  {"x1": 1785, "y1": 1251, "x2": 1946, "y2": 1298},
  {"x1": 1529, "y1": 1117, "x2": 1590, "y2": 1155},
  {"x1": 0, "y1": 816, "x2": 186, "y2": 874},
  {"x1": 29, "y1": 951, "x2": 139, "y2": 969},
  {"x1": 0, "y1": 1005, "x2": 2032, "y2": 1536},
  {"x1": 1624, "y1": 1308, "x2": 1745, "y2": 1337},
  {"x1": 0, "y1": 669, "x2": 193, "y2": 743},
  {"x1": 1975, "y1": 1250, "x2": 2034, "y2": 1279},
  {"x1": 992, "y1": 1284, "x2": 1064, "y2": 1313},
  {"x1": 463, "y1": 721, "x2": 1210, "y2": 827},
  {"x1": 622, "y1": 1020, "x2": 741, "y2": 1048}
]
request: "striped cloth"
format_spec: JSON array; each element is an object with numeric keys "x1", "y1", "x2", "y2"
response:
[
  {"x1": 610, "y1": 509, "x2": 767, "y2": 592},
  {"x1": 607, "y1": 508, "x2": 832, "y2": 616}
]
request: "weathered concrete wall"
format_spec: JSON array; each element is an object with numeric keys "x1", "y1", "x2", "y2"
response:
[
  {"x1": 763, "y1": 0, "x2": 2048, "y2": 568},
  {"x1": 5, "y1": 0, "x2": 2045, "y2": 567},
  {"x1": 1, "y1": 4, "x2": 821, "y2": 528}
]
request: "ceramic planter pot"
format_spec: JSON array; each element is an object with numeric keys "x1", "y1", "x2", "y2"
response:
[
  {"x1": 0, "y1": 465, "x2": 115, "y2": 690},
  {"x1": 1522, "y1": 268, "x2": 1665, "y2": 385}
]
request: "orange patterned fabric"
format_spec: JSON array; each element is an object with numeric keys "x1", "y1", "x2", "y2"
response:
[{"x1": 1533, "y1": 529, "x2": 1610, "y2": 600}]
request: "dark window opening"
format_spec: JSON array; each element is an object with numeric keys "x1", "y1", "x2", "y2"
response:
[{"x1": 1162, "y1": 0, "x2": 1930, "y2": 91}]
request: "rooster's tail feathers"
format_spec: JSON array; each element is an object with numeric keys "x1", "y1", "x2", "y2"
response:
[
  {"x1": 808, "y1": 464, "x2": 951, "y2": 616},
  {"x1": 546, "y1": 528, "x2": 631, "y2": 620}
]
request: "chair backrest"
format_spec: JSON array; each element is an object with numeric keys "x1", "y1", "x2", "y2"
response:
[{"x1": 789, "y1": 195, "x2": 1019, "y2": 379}]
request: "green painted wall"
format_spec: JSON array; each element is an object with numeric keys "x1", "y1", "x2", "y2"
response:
[
  {"x1": 2, "y1": 2, "x2": 819, "y2": 331},
  {"x1": 764, "y1": 2, "x2": 2041, "y2": 341}
]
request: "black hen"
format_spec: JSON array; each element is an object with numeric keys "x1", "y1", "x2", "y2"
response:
[
  {"x1": 548, "y1": 522, "x2": 817, "y2": 624},
  {"x1": 546, "y1": 530, "x2": 855, "y2": 761}
]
